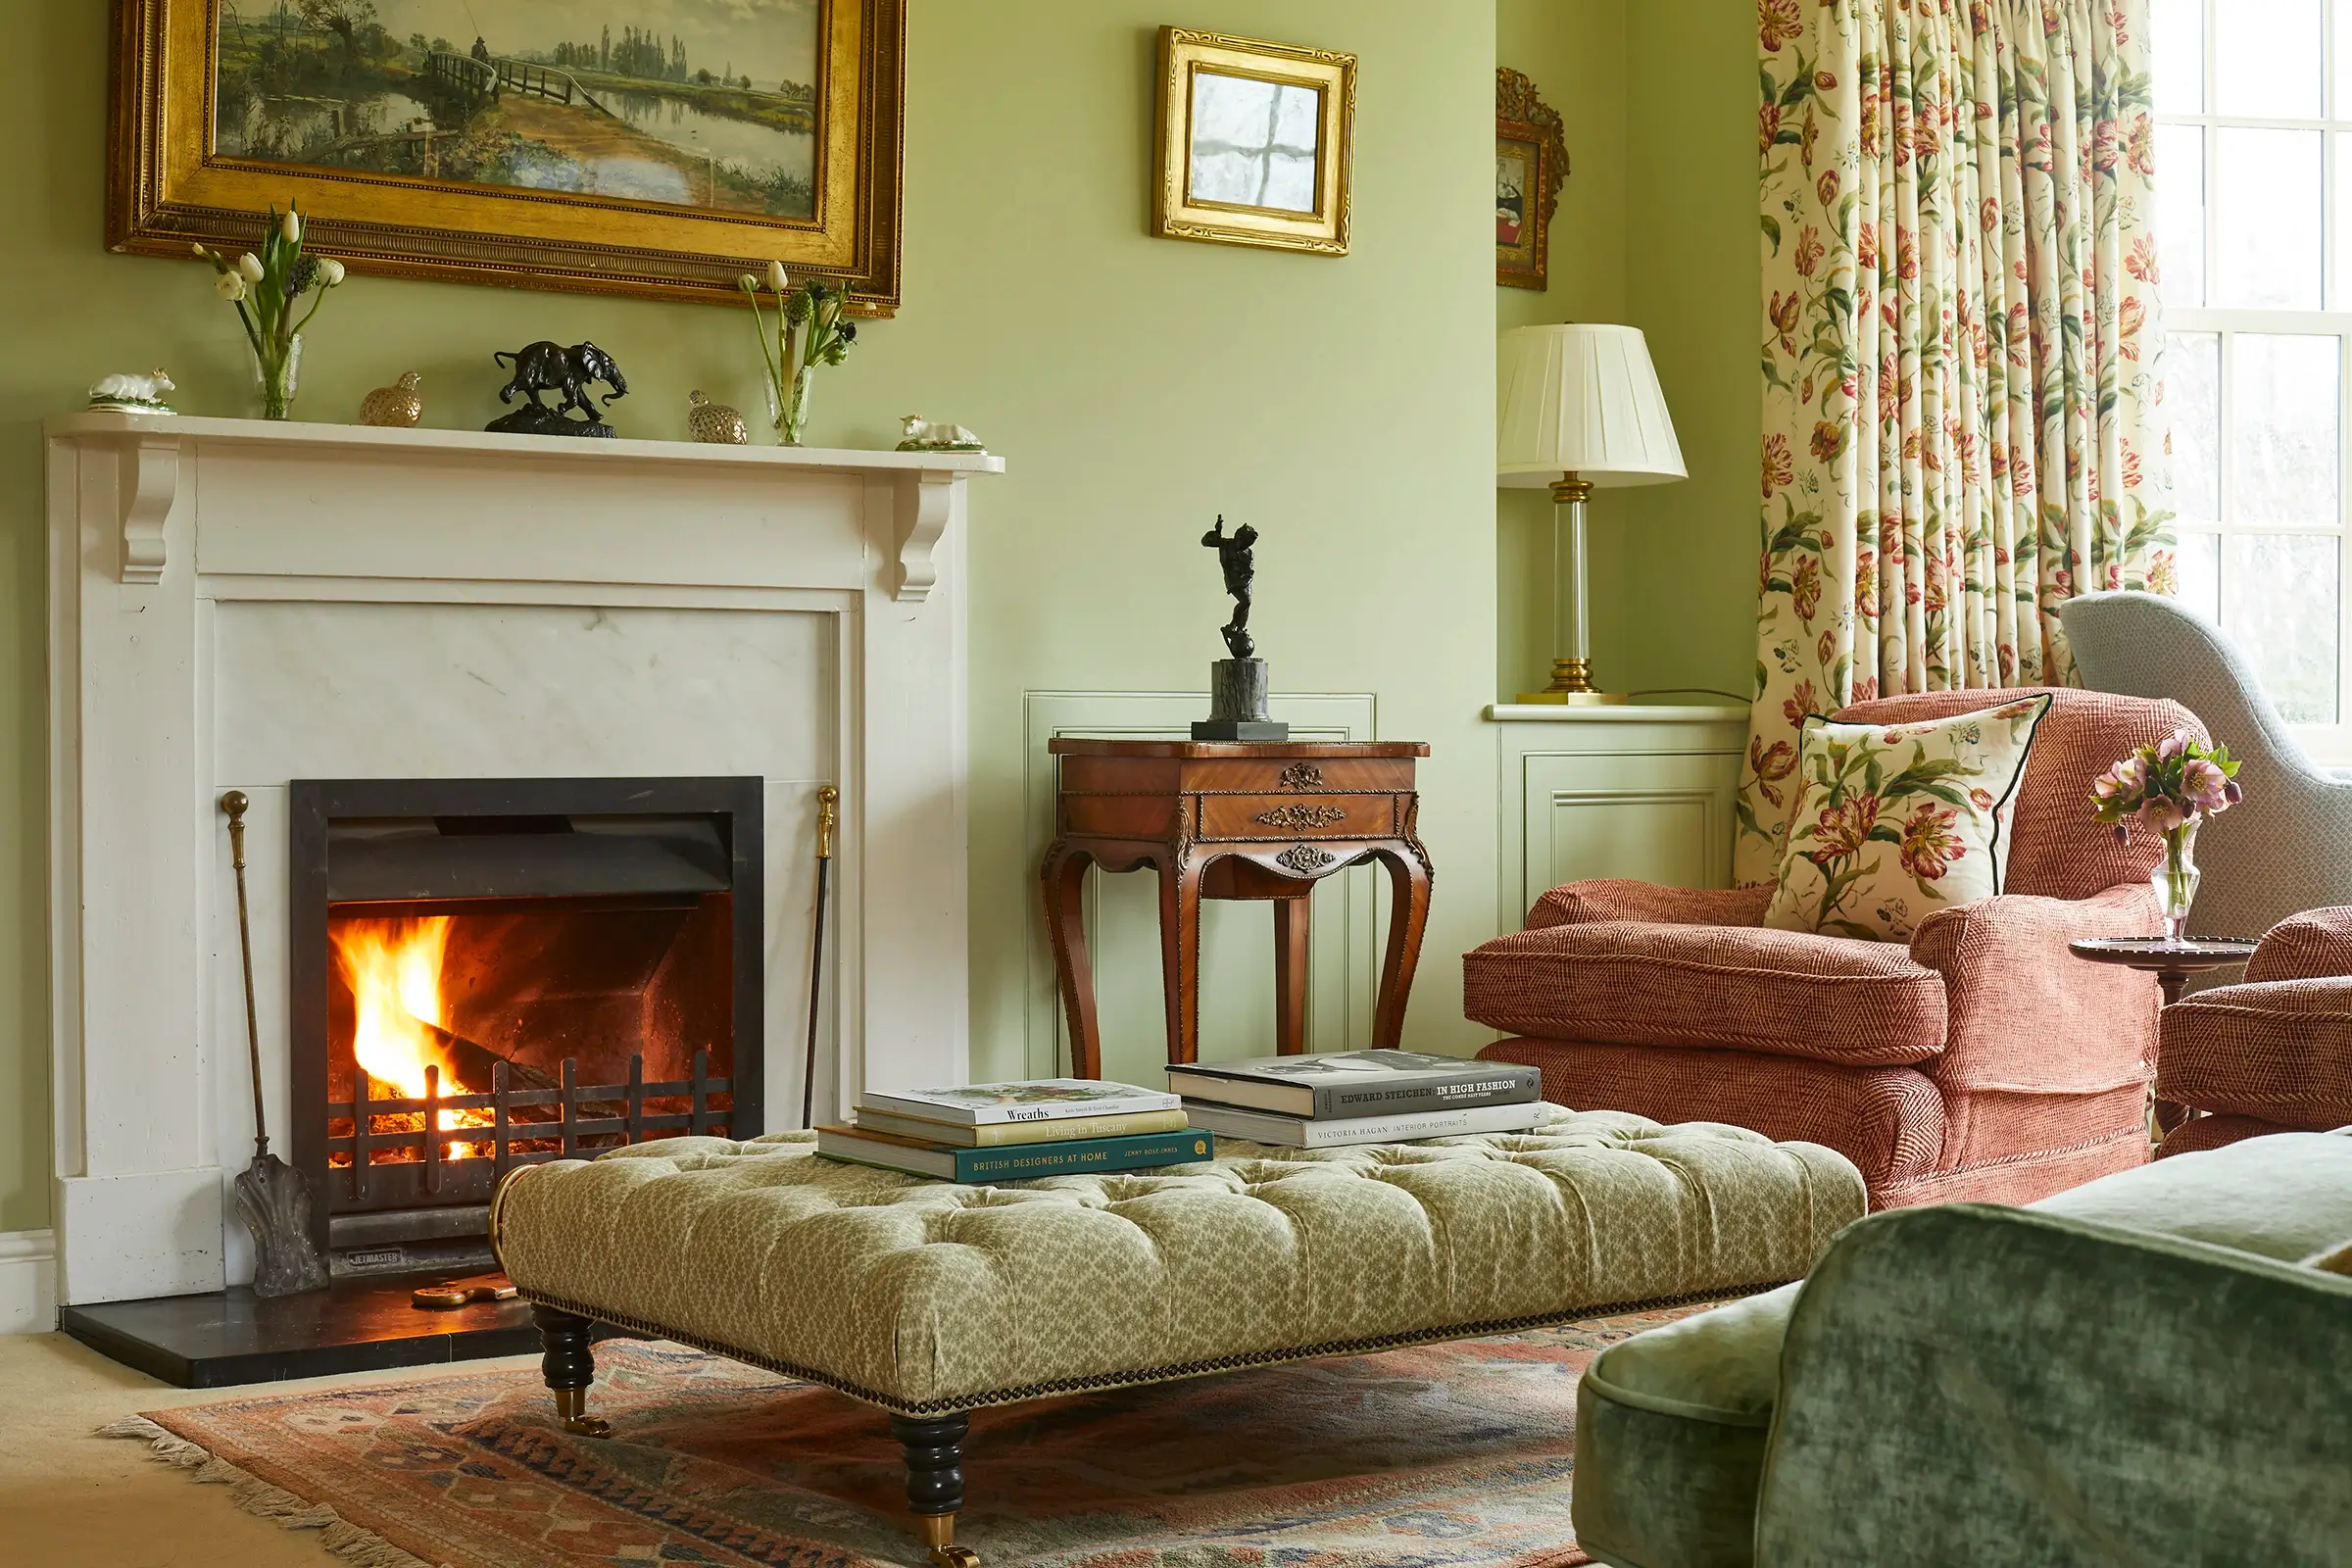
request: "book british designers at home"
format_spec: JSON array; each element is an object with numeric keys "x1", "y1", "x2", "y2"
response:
[
  {"x1": 1167, "y1": 1050, "x2": 1539, "y2": 1119},
  {"x1": 860, "y1": 1078, "x2": 1179, "y2": 1126},
  {"x1": 815, "y1": 1126, "x2": 1213, "y2": 1182}
]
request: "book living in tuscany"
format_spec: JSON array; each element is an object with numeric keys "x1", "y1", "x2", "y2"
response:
[{"x1": 860, "y1": 1078, "x2": 1179, "y2": 1125}]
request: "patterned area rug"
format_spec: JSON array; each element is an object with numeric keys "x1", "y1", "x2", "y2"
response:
[{"x1": 113, "y1": 1302, "x2": 1714, "y2": 1568}]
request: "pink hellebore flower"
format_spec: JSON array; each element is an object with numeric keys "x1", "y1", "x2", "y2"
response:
[
  {"x1": 2156, "y1": 732, "x2": 2189, "y2": 763},
  {"x1": 2181, "y1": 758, "x2": 2230, "y2": 813},
  {"x1": 2139, "y1": 798, "x2": 2187, "y2": 836}
]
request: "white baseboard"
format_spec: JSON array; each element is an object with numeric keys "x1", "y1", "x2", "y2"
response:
[{"x1": 0, "y1": 1230, "x2": 59, "y2": 1334}]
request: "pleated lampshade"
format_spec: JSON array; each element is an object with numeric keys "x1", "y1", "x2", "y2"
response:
[{"x1": 1496, "y1": 323, "x2": 1687, "y2": 489}]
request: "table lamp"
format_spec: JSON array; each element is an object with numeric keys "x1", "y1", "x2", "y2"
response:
[{"x1": 1498, "y1": 323, "x2": 1686, "y2": 704}]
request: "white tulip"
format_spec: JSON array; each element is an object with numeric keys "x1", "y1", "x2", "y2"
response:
[
  {"x1": 237, "y1": 253, "x2": 265, "y2": 283},
  {"x1": 738, "y1": 272, "x2": 760, "y2": 291},
  {"x1": 216, "y1": 271, "x2": 248, "y2": 303},
  {"x1": 281, "y1": 208, "x2": 302, "y2": 244},
  {"x1": 766, "y1": 260, "x2": 788, "y2": 292},
  {"x1": 318, "y1": 258, "x2": 347, "y2": 286},
  {"x1": 189, "y1": 241, "x2": 206, "y2": 257}
]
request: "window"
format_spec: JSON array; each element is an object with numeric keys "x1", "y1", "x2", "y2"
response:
[{"x1": 2159, "y1": 0, "x2": 2352, "y2": 757}]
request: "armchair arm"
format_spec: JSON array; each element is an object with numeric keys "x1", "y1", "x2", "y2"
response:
[
  {"x1": 1907, "y1": 884, "x2": 2161, "y2": 1094},
  {"x1": 1756, "y1": 1204, "x2": 2352, "y2": 1564},
  {"x1": 1529, "y1": 879, "x2": 1773, "y2": 930},
  {"x1": 2246, "y1": 906, "x2": 2352, "y2": 983}
]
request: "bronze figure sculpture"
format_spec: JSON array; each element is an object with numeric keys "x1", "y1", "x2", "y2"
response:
[{"x1": 1193, "y1": 516, "x2": 1286, "y2": 742}]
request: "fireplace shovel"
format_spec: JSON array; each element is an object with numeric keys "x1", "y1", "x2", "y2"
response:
[{"x1": 222, "y1": 791, "x2": 331, "y2": 1298}]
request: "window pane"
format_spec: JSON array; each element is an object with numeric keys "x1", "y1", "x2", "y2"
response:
[
  {"x1": 2217, "y1": 0, "x2": 2324, "y2": 118},
  {"x1": 2338, "y1": 0, "x2": 2352, "y2": 115},
  {"x1": 2157, "y1": 0, "x2": 2205, "y2": 113},
  {"x1": 2224, "y1": 534, "x2": 2341, "y2": 721},
  {"x1": 2160, "y1": 125, "x2": 2206, "y2": 309},
  {"x1": 2217, "y1": 130, "x2": 2323, "y2": 310},
  {"x1": 2169, "y1": 332, "x2": 2222, "y2": 524},
  {"x1": 2176, "y1": 531, "x2": 2221, "y2": 622},
  {"x1": 2233, "y1": 334, "x2": 2341, "y2": 524}
]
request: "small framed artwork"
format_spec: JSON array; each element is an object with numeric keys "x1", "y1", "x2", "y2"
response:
[
  {"x1": 106, "y1": 0, "x2": 906, "y2": 311},
  {"x1": 1153, "y1": 27, "x2": 1354, "y2": 256},
  {"x1": 1496, "y1": 68, "x2": 1568, "y2": 289}
]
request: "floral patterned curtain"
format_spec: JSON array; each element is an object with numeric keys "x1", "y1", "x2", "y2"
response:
[{"x1": 1739, "y1": 0, "x2": 2173, "y2": 881}]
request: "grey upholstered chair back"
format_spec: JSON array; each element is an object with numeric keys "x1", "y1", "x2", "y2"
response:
[{"x1": 2061, "y1": 591, "x2": 2352, "y2": 943}]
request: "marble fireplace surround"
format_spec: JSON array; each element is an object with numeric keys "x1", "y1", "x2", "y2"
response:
[{"x1": 43, "y1": 413, "x2": 999, "y2": 1306}]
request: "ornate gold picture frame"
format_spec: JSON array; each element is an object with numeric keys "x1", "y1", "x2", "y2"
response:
[
  {"x1": 1153, "y1": 27, "x2": 1353, "y2": 256},
  {"x1": 1496, "y1": 68, "x2": 1567, "y2": 290},
  {"x1": 107, "y1": 0, "x2": 905, "y2": 312}
]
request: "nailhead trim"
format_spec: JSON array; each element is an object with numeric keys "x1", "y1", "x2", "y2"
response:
[{"x1": 512, "y1": 1281, "x2": 1778, "y2": 1417}]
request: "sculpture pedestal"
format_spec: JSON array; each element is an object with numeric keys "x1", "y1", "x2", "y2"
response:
[{"x1": 1193, "y1": 659, "x2": 1288, "y2": 742}]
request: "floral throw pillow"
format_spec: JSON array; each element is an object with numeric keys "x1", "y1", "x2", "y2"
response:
[{"x1": 1761, "y1": 695, "x2": 2053, "y2": 942}]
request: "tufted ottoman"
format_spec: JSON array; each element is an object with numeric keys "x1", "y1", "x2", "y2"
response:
[{"x1": 490, "y1": 1107, "x2": 1864, "y2": 1566}]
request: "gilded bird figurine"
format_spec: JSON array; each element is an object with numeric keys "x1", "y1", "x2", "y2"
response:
[
  {"x1": 359, "y1": 371, "x2": 423, "y2": 428},
  {"x1": 687, "y1": 390, "x2": 749, "y2": 445}
]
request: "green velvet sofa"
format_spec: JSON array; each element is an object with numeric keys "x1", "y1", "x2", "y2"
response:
[{"x1": 1572, "y1": 1129, "x2": 2352, "y2": 1566}]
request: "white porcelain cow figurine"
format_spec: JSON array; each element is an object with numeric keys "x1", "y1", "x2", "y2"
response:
[
  {"x1": 87, "y1": 368, "x2": 177, "y2": 414},
  {"x1": 896, "y1": 415, "x2": 985, "y2": 452}
]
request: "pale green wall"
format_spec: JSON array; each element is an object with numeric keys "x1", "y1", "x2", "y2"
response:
[
  {"x1": 1495, "y1": 0, "x2": 1628, "y2": 703},
  {"x1": 0, "y1": 4, "x2": 1499, "y2": 1232},
  {"x1": 1619, "y1": 0, "x2": 1761, "y2": 703},
  {"x1": 1493, "y1": 0, "x2": 1758, "y2": 708}
]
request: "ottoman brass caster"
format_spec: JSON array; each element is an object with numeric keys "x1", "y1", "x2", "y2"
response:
[
  {"x1": 919, "y1": 1514, "x2": 980, "y2": 1566},
  {"x1": 554, "y1": 1387, "x2": 612, "y2": 1439}
]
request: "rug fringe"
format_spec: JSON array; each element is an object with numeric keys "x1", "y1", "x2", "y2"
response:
[{"x1": 101, "y1": 1415, "x2": 438, "y2": 1568}]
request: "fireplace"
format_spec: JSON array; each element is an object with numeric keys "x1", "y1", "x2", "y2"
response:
[{"x1": 290, "y1": 777, "x2": 762, "y2": 1276}]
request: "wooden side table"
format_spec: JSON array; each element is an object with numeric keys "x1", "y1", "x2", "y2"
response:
[
  {"x1": 1042, "y1": 740, "x2": 1434, "y2": 1078},
  {"x1": 2069, "y1": 935, "x2": 2259, "y2": 1140}
]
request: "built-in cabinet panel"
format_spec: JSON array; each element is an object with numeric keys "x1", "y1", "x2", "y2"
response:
[{"x1": 1492, "y1": 706, "x2": 1749, "y2": 928}]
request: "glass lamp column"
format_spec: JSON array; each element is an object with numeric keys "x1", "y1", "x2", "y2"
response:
[{"x1": 1518, "y1": 472, "x2": 1623, "y2": 704}]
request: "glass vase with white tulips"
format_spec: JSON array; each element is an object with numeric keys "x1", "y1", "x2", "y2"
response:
[
  {"x1": 2090, "y1": 731, "x2": 2244, "y2": 945},
  {"x1": 193, "y1": 203, "x2": 346, "y2": 421},
  {"x1": 737, "y1": 262, "x2": 858, "y2": 445}
]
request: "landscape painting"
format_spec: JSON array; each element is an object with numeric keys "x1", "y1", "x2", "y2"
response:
[{"x1": 213, "y1": 0, "x2": 823, "y2": 218}]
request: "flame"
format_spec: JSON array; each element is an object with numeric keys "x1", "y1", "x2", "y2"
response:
[{"x1": 332, "y1": 915, "x2": 489, "y2": 1156}]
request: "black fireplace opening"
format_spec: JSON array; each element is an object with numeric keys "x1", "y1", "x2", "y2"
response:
[{"x1": 290, "y1": 777, "x2": 762, "y2": 1278}]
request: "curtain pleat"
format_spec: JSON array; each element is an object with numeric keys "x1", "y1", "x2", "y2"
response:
[{"x1": 1739, "y1": 0, "x2": 2171, "y2": 882}]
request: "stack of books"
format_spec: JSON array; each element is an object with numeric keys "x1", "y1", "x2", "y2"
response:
[
  {"x1": 1169, "y1": 1049, "x2": 1544, "y2": 1148},
  {"x1": 816, "y1": 1078, "x2": 1212, "y2": 1183}
]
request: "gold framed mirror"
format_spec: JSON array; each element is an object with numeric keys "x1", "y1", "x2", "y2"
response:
[{"x1": 1152, "y1": 27, "x2": 1354, "y2": 257}]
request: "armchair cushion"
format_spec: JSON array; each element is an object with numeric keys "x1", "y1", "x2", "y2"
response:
[
  {"x1": 2246, "y1": 906, "x2": 2352, "y2": 983},
  {"x1": 1462, "y1": 920, "x2": 1947, "y2": 1065},
  {"x1": 1763, "y1": 695, "x2": 2051, "y2": 941},
  {"x1": 2157, "y1": 976, "x2": 2352, "y2": 1127},
  {"x1": 1527, "y1": 879, "x2": 1773, "y2": 930}
]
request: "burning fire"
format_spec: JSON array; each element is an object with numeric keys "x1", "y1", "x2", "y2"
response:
[{"x1": 332, "y1": 916, "x2": 491, "y2": 1157}]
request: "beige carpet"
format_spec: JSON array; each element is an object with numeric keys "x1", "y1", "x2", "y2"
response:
[{"x1": 0, "y1": 1332, "x2": 535, "y2": 1565}]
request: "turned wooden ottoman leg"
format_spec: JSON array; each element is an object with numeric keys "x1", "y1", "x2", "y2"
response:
[
  {"x1": 892, "y1": 1411, "x2": 979, "y2": 1566},
  {"x1": 532, "y1": 1303, "x2": 611, "y2": 1438}
]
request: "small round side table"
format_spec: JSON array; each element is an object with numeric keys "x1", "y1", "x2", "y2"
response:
[{"x1": 2069, "y1": 935, "x2": 2259, "y2": 1142}]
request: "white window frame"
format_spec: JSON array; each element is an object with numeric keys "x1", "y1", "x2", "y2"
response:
[{"x1": 2162, "y1": 0, "x2": 2352, "y2": 764}]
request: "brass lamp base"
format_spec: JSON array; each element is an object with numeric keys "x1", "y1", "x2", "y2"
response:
[{"x1": 1517, "y1": 658, "x2": 1630, "y2": 707}]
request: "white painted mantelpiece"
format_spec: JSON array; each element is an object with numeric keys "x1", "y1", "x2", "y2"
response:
[{"x1": 44, "y1": 412, "x2": 1000, "y2": 1308}]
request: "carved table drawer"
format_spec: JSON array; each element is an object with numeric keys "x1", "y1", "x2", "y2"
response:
[
  {"x1": 1199, "y1": 794, "x2": 1397, "y2": 841},
  {"x1": 1183, "y1": 758, "x2": 1417, "y2": 795}
]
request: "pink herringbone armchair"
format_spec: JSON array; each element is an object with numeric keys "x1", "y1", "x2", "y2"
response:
[
  {"x1": 2155, "y1": 906, "x2": 2352, "y2": 1155},
  {"x1": 1464, "y1": 689, "x2": 2203, "y2": 1208}
]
